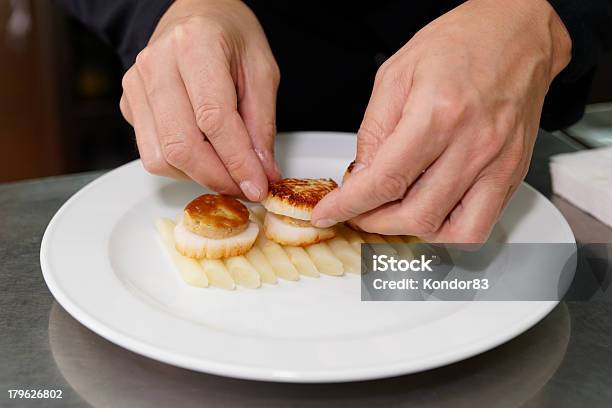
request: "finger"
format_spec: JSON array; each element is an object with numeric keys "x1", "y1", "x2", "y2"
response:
[
  {"x1": 355, "y1": 64, "x2": 412, "y2": 167},
  {"x1": 134, "y1": 48, "x2": 241, "y2": 195},
  {"x1": 174, "y1": 25, "x2": 269, "y2": 201},
  {"x1": 351, "y1": 139, "x2": 486, "y2": 235},
  {"x1": 119, "y1": 94, "x2": 133, "y2": 126},
  {"x1": 312, "y1": 84, "x2": 447, "y2": 227},
  {"x1": 422, "y1": 174, "x2": 512, "y2": 244},
  {"x1": 238, "y1": 63, "x2": 282, "y2": 181},
  {"x1": 121, "y1": 68, "x2": 188, "y2": 180}
]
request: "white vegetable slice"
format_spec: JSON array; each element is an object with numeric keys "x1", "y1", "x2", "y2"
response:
[
  {"x1": 257, "y1": 238, "x2": 300, "y2": 281},
  {"x1": 284, "y1": 246, "x2": 320, "y2": 278},
  {"x1": 359, "y1": 232, "x2": 398, "y2": 257},
  {"x1": 225, "y1": 256, "x2": 261, "y2": 289},
  {"x1": 251, "y1": 209, "x2": 300, "y2": 281},
  {"x1": 249, "y1": 205, "x2": 267, "y2": 223},
  {"x1": 360, "y1": 232, "x2": 389, "y2": 245},
  {"x1": 401, "y1": 235, "x2": 421, "y2": 244},
  {"x1": 156, "y1": 218, "x2": 208, "y2": 288},
  {"x1": 305, "y1": 243, "x2": 344, "y2": 276},
  {"x1": 200, "y1": 259, "x2": 235, "y2": 290},
  {"x1": 385, "y1": 235, "x2": 414, "y2": 259},
  {"x1": 337, "y1": 224, "x2": 365, "y2": 254},
  {"x1": 244, "y1": 247, "x2": 277, "y2": 284},
  {"x1": 327, "y1": 236, "x2": 362, "y2": 274}
]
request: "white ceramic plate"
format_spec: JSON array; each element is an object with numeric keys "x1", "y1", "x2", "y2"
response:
[{"x1": 40, "y1": 132, "x2": 575, "y2": 383}]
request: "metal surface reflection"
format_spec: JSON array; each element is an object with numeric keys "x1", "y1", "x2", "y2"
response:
[{"x1": 48, "y1": 302, "x2": 570, "y2": 407}]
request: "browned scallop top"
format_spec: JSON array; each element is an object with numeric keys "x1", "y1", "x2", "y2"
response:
[
  {"x1": 343, "y1": 160, "x2": 356, "y2": 184},
  {"x1": 346, "y1": 160, "x2": 356, "y2": 174},
  {"x1": 184, "y1": 194, "x2": 249, "y2": 229},
  {"x1": 268, "y1": 178, "x2": 338, "y2": 209}
]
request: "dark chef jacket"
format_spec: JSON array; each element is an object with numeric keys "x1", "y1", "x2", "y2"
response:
[{"x1": 56, "y1": 0, "x2": 612, "y2": 132}]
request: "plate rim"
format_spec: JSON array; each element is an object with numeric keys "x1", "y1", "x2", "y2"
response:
[{"x1": 40, "y1": 131, "x2": 575, "y2": 383}]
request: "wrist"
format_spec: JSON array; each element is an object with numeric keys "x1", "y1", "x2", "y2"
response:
[
  {"x1": 512, "y1": 0, "x2": 572, "y2": 81},
  {"x1": 545, "y1": 1, "x2": 572, "y2": 80}
]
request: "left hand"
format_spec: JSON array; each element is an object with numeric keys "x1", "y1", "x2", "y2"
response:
[{"x1": 311, "y1": 0, "x2": 571, "y2": 243}]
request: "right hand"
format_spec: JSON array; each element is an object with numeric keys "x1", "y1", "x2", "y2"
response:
[{"x1": 120, "y1": 0, "x2": 281, "y2": 201}]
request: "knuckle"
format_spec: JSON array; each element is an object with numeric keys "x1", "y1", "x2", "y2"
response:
[
  {"x1": 496, "y1": 109, "x2": 519, "y2": 137},
  {"x1": 518, "y1": 160, "x2": 530, "y2": 180},
  {"x1": 171, "y1": 25, "x2": 188, "y2": 50},
  {"x1": 458, "y1": 225, "x2": 490, "y2": 244},
  {"x1": 266, "y1": 61, "x2": 281, "y2": 84},
  {"x1": 199, "y1": 19, "x2": 226, "y2": 38},
  {"x1": 375, "y1": 172, "x2": 407, "y2": 203},
  {"x1": 374, "y1": 62, "x2": 394, "y2": 84},
  {"x1": 357, "y1": 118, "x2": 387, "y2": 155},
  {"x1": 119, "y1": 95, "x2": 128, "y2": 114},
  {"x1": 141, "y1": 156, "x2": 167, "y2": 175},
  {"x1": 195, "y1": 104, "x2": 225, "y2": 137},
  {"x1": 405, "y1": 210, "x2": 442, "y2": 236},
  {"x1": 121, "y1": 68, "x2": 137, "y2": 92},
  {"x1": 181, "y1": 16, "x2": 206, "y2": 33},
  {"x1": 272, "y1": 65, "x2": 281, "y2": 84},
  {"x1": 433, "y1": 99, "x2": 461, "y2": 126},
  {"x1": 221, "y1": 151, "x2": 245, "y2": 174},
  {"x1": 359, "y1": 116, "x2": 387, "y2": 141},
  {"x1": 162, "y1": 139, "x2": 190, "y2": 168},
  {"x1": 472, "y1": 127, "x2": 506, "y2": 163},
  {"x1": 487, "y1": 129, "x2": 508, "y2": 156},
  {"x1": 257, "y1": 121, "x2": 277, "y2": 144},
  {"x1": 119, "y1": 96, "x2": 132, "y2": 123},
  {"x1": 482, "y1": 171, "x2": 512, "y2": 189},
  {"x1": 431, "y1": 91, "x2": 473, "y2": 129},
  {"x1": 172, "y1": 17, "x2": 210, "y2": 51},
  {"x1": 134, "y1": 47, "x2": 153, "y2": 80},
  {"x1": 506, "y1": 140, "x2": 526, "y2": 164},
  {"x1": 337, "y1": 202, "x2": 360, "y2": 220},
  {"x1": 489, "y1": 146, "x2": 524, "y2": 177}
]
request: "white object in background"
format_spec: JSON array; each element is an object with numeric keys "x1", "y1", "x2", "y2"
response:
[
  {"x1": 550, "y1": 147, "x2": 612, "y2": 228},
  {"x1": 6, "y1": 0, "x2": 31, "y2": 51},
  {"x1": 565, "y1": 103, "x2": 612, "y2": 148}
]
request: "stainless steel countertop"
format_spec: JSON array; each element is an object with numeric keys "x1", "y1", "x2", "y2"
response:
[{"x1": 1, "y1": 131, "x2": 612, "y2": 407}]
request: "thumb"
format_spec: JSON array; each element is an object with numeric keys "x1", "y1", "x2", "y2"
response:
[{"x1": 239, "y1": 64, "x2": 282, "y2": 182}]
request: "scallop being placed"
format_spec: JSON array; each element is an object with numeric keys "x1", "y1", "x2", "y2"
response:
[
  {"x1": 262, "y1": 178, "x2": 338, "y2": 246},
  {"x1": 173, "y1": 194, "x2": 259, "y2": 259}
]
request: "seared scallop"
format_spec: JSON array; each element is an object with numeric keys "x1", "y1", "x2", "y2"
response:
[
  {"x1": 263, "y1": 178, "x2": 337, "y2": 220},
  {"x1": 342, "y1": 160, "x2": 357, "y2": 184},
  {"x1": 263, "y1": 212, "x2": 336, "y2": 246},
  {"x1": 174, "y1": 194, "x2": 259, "y2": 259},
  {"x1": 262, "y1": 178, "x2": 338, "y2": 246}
]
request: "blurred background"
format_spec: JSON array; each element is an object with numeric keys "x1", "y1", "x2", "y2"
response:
[
  {"x1": 1, "y1": 1, "x2": 134, "y2": 183},
  {"x1": 1, "y1": 1, "x2": 612, "y2": 183}
]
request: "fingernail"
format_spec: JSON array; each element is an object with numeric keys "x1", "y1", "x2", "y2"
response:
[
  {"x1": 240, "y1": 180, "x2": 263, "y2": 201},
  {"x1": 254, "y1": 147, "x2": 266, "y2": 162},
  {"x1": 351, "y1": 162, "x2": 366, "y2": 174},
  {"x1": 313, "y1": 218, "x2": 336, "y2": 228}
]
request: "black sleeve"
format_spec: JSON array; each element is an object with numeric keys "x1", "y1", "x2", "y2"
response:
[
  {"x1": 55, "y1": 0, "x2": 174, "y2": 68},
  {"x1": 540, "y1": 0, "x2": 612, "y2": 130},
  {"x1": 547, "y1": 0, "x2": 612, "y2": 82}
]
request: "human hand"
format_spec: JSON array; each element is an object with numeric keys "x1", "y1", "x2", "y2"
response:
[
  {"x1": 312, "y1": 0, "x2": 571, "y2": 242},
  {"x1": 120, "y1": 0, "x2": 280, "y2": 201}
]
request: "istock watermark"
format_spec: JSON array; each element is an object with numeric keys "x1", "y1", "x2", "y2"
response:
[
  {"x1": 372, "y1": 254, "x2": 434, "y2": 272},
  {"x1": 360, "y1": 243, "x2": 583, "y2": 301}
]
